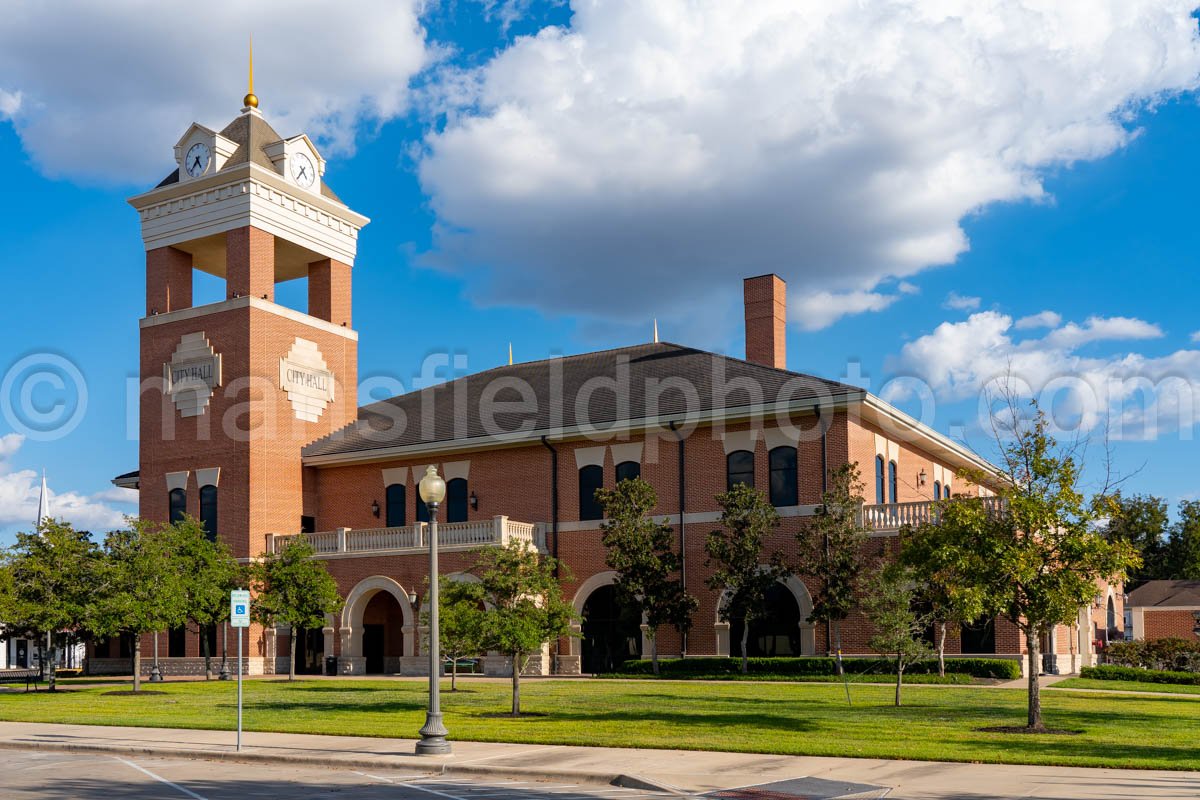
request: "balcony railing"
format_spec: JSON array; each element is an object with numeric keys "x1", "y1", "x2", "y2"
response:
[
  {"x1": 270, "y1": 515, "x2": 545, "y2": 557},
  {"x1": 861, "y1": 496, "x2": 1007, "y2": 531}
]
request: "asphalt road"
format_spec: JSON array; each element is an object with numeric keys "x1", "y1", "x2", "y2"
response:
[{"x1": 1, "y1": 751, "x2": 689, "y2": 800}]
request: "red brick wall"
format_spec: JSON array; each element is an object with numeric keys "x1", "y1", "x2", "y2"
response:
[
  {"x1": 1141, "y1": 609, "x2": 1199, "y2": 641},
  {"x1": 743, "y1": 274, "x2": 786, "y2": 369},
  {"x1": 146, "y1": 246, "x2": 192, "y2": 314},
  {"x1": 226, "y1": 226, "x2": 275, "y2": 301}
]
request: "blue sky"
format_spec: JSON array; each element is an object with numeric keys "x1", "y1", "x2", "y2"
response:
[{"x1": 1, "y1": 1, "x2": 1199, "y2": 543}]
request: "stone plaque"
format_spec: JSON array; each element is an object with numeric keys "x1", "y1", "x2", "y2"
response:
[
  {"x1": 164, "y1": 332, "x2": 222, "y2": 417},
  {"x1": 280, "y1": 338, "x2": 335, "y2": 422}
]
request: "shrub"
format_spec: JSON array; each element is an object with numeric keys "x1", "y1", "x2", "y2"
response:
[
  {"x1": 1102, "y1": 638, "x2": 1200, "y2": 672},
  {"x1": 1080, "y1": 664, "x2": 1200, "y2": 686},
  {"x1": 611, "y1": 656, "x2": 1019, "y2": 679}
]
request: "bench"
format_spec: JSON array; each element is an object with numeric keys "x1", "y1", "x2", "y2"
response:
[{"x1": 0, "y1": 668, "x2": 43, "y2": 691}]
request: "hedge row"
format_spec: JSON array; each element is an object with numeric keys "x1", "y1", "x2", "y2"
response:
[
  {"x1": 1101, "y1": 638, "x2": 1200, "y2": 673},
  {"x1": 1080, "y1": 664, "x2": 1200, "y2": 686},
  {"x1": 611, "y1": 656, "x2": 1020, "y2": 679}
]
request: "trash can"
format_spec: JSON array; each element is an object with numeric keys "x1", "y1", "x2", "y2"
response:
[{"x1": 325, "y1": 655, "x2": 338, "y2": 676}]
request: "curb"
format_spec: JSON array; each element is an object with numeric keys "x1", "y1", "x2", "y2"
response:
[{"x1": 0, "y1": 738, "x2": 648, "y2": 789}]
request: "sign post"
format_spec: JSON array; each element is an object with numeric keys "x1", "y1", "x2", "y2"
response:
[{"x1": 230, "y1": 589, "x2": 251, "y2": 752}]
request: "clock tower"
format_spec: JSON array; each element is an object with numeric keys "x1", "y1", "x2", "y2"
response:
[{"x1": 129, "y1": 83, "x2": 369, "y2": 568}]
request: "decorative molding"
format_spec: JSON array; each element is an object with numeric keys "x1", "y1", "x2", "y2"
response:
[
  {"x1": 140, "y1": 295, "x2": 358, "y2": 341},
  {"x1": 164, "y1": 333, "x2": 222, "y2": 417},
  {"x1": 380, "y1": 467, "x2": 408, "y2": 487},
  {"x1": 165, "y1": 471, "x2": 189, "y2": 492},
  {"x1": 280, "y1": 338, "x2": 335, "y2": 422},
  {"x1": 574, "y1": 446, "x2": 606, "y2": 469},
  {"x1": 442, "y1": 460, "x2": 470, "y2": 481},
  {"x1": 609, "y1": 442, "x2": 643, "y2": 465},
  {"x1": 196, "y1": 467, "x2": 221, "y2": 488},
  {"x1": 721, "y1": 429, "x2": 759, "y2": 455},
  {"x1": 763, "y1": 427, "x2": 798, "y2": 452}
]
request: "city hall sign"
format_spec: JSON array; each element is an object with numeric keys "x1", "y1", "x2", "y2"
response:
[
  {"x1": 164, "y1": 332, "x2": 222, "y2": 417},
  {"x1": 280, "y1": 337, "x2": 335, "y2": 422}
]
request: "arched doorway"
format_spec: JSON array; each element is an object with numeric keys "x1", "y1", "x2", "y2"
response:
[
  {"x1": 581, "y1": 584, "x2": 643, "y2": 673},
  {"x1": 361, "y1": 591, "x2": 405, "y2": 674},
  {"x1": 728, "y1": 582, "x2": 802, "y2": 657}
]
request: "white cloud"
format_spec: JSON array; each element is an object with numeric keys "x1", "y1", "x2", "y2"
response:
[
  {"x1": 1015, "y1": 310, "x2": 1063, "y2": 330},
  {"x1": 0, "y1": 2, "x2": 432, "y2": 182},
  {"x1": 1191, "y1": 330, "x2": 1200, "y2": 343},
  {"x1": 0, "y1": 435, "x2": 131, "y2": 533},
  {"x1": 943, "y1": 291, "x2": 981, "y2": 311},
  {"x1": 792, "y1": 290, "x2": 900, "y2": 332},
  {"x1": 0, "y1": 89, "x2": 20, "y2": 119},
  {"x1": 419, "y1": 1, "x2": 1200, "y2": 331},
  {"x1": 897, "y1": 282, "x2": 920, "y2": 296},
  {"x1": 886, "y1": 311, "x2": 1200, "y2": 439}
]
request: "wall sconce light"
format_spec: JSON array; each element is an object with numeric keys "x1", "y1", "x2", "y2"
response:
[
  {"x1": 470, "y1": 491, "x2": 479, "y2": 510},
  {"x1": 918, "y1": 468, "x2": 927, "y2": 486},
  {"x1": 408, "y1": 589, "x2": 418, "y2": 607},
  {"x1": 371, "y1": 499, "x2": 380, "y2": 518}
]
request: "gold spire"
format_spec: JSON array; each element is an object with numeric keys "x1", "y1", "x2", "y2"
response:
[
  {"x1": 508, "y1": 342, "x2": 513, "y2": 366},
  {"x1": 243, "y1": 35, "x2": 259, "y2": 109}
]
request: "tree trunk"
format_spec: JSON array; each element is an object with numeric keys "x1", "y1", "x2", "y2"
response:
[
  {"x1": 289, "y1": 627, "x2": 297, "y2": 682},
  {"x1": 202, "y1": 626, "x2": 212, "y2": 681},
  {"x1": 451, "y1": 655, "x2": 458, "y2": 691},
  {"x1": 895, "y1": 654, "x2": 903, "y2": 707},
  {"x1": 937, "y1": 622, "x2": 947, "y2": 678},
  {"x1": 1026, "y1": 627, "x2": 1043, "y2": 731},
  {"x1": 511, "y1": 653, "x2": 521, "y2": 716},
  {"x1": 833, "y1": 622, "x2": 845, "y2": 676},
  {"x1": 650, "y1": 632, "x2": 659, "y2": 676},
  {"x1": 133, "y1": 637, "x2": 142, "y2": 693},
  {"x1": 740, "y1": 617, "x2": 750, "y2": 674},
  {"x1": 46, "y1": 632, "x2": 56, "y2": 693}
]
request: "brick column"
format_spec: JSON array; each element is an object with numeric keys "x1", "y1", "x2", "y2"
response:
[
  {"x1": 744, "y1": 273, "x2": 786, "y2": 369},
  {"x1": 146, "y1": 246, "x2": 192, "y2": 314},
  {"x1": 308, "y1": 257, "x2": 352, "y2": 326},
  {"x1": 226, "y1": 226, "x2": 275, "y2": 301}
]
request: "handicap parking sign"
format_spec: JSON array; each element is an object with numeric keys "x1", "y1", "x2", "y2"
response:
[{"x1": 230, "y1": 590, "x2": 251, "y2": 628}]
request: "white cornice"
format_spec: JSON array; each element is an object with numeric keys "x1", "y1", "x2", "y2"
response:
[
  {"x1": 859, "y1": 394, "x2": 1001, "y2": 481},
  {"x1": 140, "y1": 295, "x2": 359, "y2": 342}
]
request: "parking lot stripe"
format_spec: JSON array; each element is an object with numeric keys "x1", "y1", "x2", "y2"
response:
[{"x1": 113, "y1": 757, "x2": 208, "y2": 800}]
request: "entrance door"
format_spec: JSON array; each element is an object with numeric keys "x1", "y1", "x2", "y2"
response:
[
  {"x1": 581, "y1": 585, "x2": 642, "y2": 674},
  {"x1": 295, "y1": 628, "x2": 325, "y2": 675},
  {"x1": 363, "y1": 624, "x2": 385, "y2": 674}
]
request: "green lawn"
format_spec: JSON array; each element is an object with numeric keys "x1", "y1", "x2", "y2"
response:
[
  {"x1": 1054, "y1": 677, "x2": 1200, "y2": 696},
  {"x1": 1, "y1": 678, "x2": 1197, "y2": 770}
]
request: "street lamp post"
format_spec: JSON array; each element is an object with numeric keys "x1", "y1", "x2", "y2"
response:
[
  {"x1": 219, "y1": 622, "x2": 231, "y2": 680},
  {"x1": 149, "y1": 632, "x2": 163, "y2": 683},
  {"x1": 416, "y1": 465, "x2": 450, "y2": 755}
]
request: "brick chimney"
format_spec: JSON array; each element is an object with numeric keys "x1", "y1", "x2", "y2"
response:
[{"x1": 744, "y1": 274, "x2": 786, "y2": 369}]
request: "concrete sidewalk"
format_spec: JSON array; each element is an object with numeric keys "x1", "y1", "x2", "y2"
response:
[{"x1": 0, "y1": 721, "x2": 1196, "y2": 799}]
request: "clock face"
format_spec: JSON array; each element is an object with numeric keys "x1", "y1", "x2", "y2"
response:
[
  {"x1": 291, "y1": 152, "x2": 316, "y2": 188},
  {"x1": 185, "y1": 142, "x2": 210, "y2": 178}
]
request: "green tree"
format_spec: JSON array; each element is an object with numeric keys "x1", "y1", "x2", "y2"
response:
[
  {"x1": 250, "y1": 535, "x2": 343, "y2": 682},
  {"x1": 5, "y1": 519, "x2": 101, "y2": 691},
  {"x1": 947, "y1": 404, "x2": 1138, "y2": 730},
  {"x1": 432, "y1": 578, "x2": 487, "y2": 691},
  {"x1": 705, "y1": 483, "x2": 787, "y2": 674},
  {"x1": 861, "y1": 562, "x2": 932, "y2": 707},
  {"x1": 472, "y1": 540, "x2": 576, "y2": 716},
  {"x1": 91, "y1": 519, "x2": 190, "y2": 693},
  {"x1": 900, "y1": 513, "x2": 987, "y2": 677},
  {"x1": 1095, "y1": 492, "x2": 1169, "y2": 586},
  {"x1": 1165, "y1": 501, "x2": 1200, "y2": 580},
  {"x1": 797, "y1": 463, "x2": 869, "y2": 675},
  {"x1": 170, "y1": 516, "x2": 243, "y2": 679},
  {"x1": 598, "y1": 477, "x2": 697, "y2": 675}
]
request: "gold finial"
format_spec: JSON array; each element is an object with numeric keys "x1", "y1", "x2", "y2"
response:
[{"x1": 243, "y1": 35, "x2": 259, "y2": 109}]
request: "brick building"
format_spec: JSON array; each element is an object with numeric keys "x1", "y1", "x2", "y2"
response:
[
  {"x1": 1126, "y1": 581, "x2": 1200, "y2": 643},
  {"x1": 90, "y1": 97, "x2": 1114, "y2": 678}
]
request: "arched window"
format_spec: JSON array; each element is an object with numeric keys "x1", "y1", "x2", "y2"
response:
[
  {"x1": 726, "y1": 450, "x2": 755, "y2": 490},
  {"x1": 874, "y1": 456, "x2": 885, "y2": 504},
  {"x1": 385, "y1": 483, "x2": 406, "y2": 527},
  {"x1": 168, "y1": 487, "x2": 187, "y2": 524},
  {"x1": 199, "y1": 485, "x2": 218, "y2": 542},
  {"x1": 933, "y1": 480, "x2": 942, "y2": 501},
  {"x1": 615, "y1": 461, "x2": 641, "y2": 484},
  {"x1": 768, "y1": 446, "x2": 798, "y2": 507},
  {"x1": 888, "y1": 461, "x2": 898, "y2": 504},
  {"x1": 446, "y1": 478, "x2": 468, "y2": 523},
  {"x1": 416, "y1": 495, "x2": 429, "y2": 523},
  {"x1": 944, "y1": 480, "x2": 951, "y2": 499},
  {"x1": 1106, "y1": 595, "x2": 1116, "y2": 632},
  {"x1": 579, "y1": 464, "x2": 604, "y2": 521}
]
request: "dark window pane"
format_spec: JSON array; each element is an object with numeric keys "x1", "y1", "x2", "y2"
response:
[
  {"x1": 300, "y1": 515, "x2": 315, "y2": 534},
  {"x1": 875, "y1": 456, "x2": 885, "y2": 504},
  {"x1": 385, "y1": 483, "x2": 406, "y2": 527},
  {"x1": 416, "y1": 497, "x2": 429, "y2": 523},
  {"x1": 768, "y1": 446, "x2": 797, "y2": 507},
  {"x1": 726, "y1": 450, "x2": 755, "y2": 491},
  {"x1": 119, "y1": 633, "x2": 132, "y2": 659},
  {"x1": 934, "y1": 481, "x2": 941, "y2": 501},
  {"x1": 888, "y1": 461, "x2": 898, "y2": 504},
  {"x1": 446, "y1": 478, "x2": 468, "y2": 523},
  {"x1": 168, "y1": 626, "x2": 187, "y2": 658},
  {"x1": 579, "y1": 464, "x2": 604, "y2": 521},
  {"x1": 168, "y1": 488, "x2": 187, "y2": 524},
  {"x1": 199, "y1": 485, "x2": 218, "y2": 542},
  {"x1": 615, "y1": 461, "x2": 641, "y2": 484},
  {"x1": 960, "y1": 616, "x2": 996, "y2": 654}
]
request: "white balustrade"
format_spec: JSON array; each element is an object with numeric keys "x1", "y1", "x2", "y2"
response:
[
  {"x1": 861, "y1": 496, "x2": 1007, "y2": 531},
  {"x1": 271, "y1": 515, "x2": 544, "y2": 556}
]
